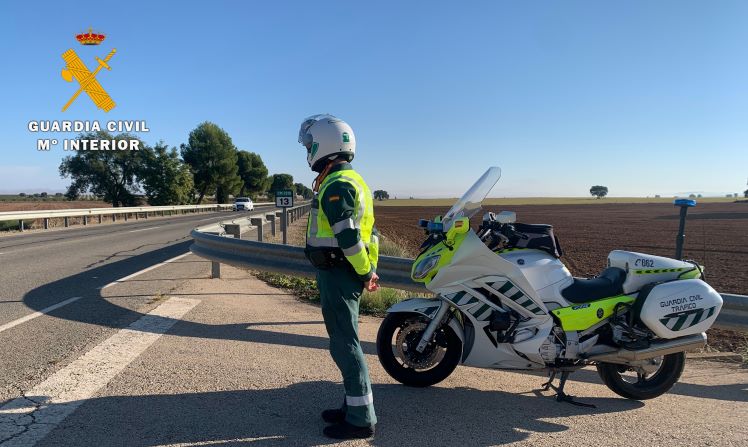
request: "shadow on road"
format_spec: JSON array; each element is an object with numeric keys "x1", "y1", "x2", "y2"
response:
[
  {"x1": 22, "y1": 242, "x2": 748, "y2": 408},
  {"x1": 31, "y1": 381, "x2": 640, "y2": 447}
]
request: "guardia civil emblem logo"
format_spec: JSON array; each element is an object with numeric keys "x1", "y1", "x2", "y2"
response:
[{"x1": 60, "y1": 28, "x2": 117, "y2": 112}]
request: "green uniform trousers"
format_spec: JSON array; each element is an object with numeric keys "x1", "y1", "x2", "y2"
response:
[{"x1": 317, "y1": 266, "x2": 377, "y2": 427}]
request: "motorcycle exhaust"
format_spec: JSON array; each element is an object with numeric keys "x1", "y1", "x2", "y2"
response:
[{"x1": 587, "y1": 332, "x2": 706, "y2": 363}]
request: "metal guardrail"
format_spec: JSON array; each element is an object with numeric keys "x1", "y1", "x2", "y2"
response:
[
  {"x1": 0, "y1": 202, "x2": 274, "y2": 231},
  {"x1": 190, "y1": 213, "x2": 747, "y2": 331},
  {"x1": 717, "y1": 294, "x2": 748, "y2": 331}
]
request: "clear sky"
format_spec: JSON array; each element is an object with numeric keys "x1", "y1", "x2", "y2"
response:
[{"x1": 1, "y1": 1, "x2": 746, "y2": 198}]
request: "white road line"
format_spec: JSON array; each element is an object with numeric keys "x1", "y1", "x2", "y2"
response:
[
  {"x1": 99, "y1": 252, "x2": 191, "y2": 290},
  {"x1": 0, "y1": 297, "x2": 82, "y2": 335},
  {"x1": 127, "y1": 226, "x2": 162, "y2": 233},
  {"x1": 0, "y1": 297, "x2": 200, "y2": 447}
]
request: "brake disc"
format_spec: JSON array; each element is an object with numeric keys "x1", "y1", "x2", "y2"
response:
[{"x1": 395, "y1": 320, "x2": 446, "y2": 370}]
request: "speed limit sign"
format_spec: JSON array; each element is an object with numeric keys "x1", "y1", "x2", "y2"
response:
[{"x1": 276, "y1": 189, "x2": 294, "y2": 208}]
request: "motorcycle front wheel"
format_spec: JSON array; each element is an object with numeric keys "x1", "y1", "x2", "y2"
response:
[
  {"x1": 596, "y1": 352, "x2": 686, "y2": 400},
  {"x1": 376, "y1": 312, "x2": 462, "y2": 387}
]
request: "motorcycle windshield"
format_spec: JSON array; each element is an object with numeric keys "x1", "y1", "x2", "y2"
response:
[{"x1": 442, "y1": 167, "x2": 502, "y2": 231}]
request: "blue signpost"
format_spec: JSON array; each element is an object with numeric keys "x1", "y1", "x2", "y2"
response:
[{"x1": 673, "y1": 198, "x2": 696, "y2": 259}]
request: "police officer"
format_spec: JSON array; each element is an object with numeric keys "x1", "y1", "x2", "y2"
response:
[{"x1": 298, "y1": 114, "x2": 379, "y2": 440}]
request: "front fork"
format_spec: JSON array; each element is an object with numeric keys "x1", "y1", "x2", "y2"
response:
[{"x1": 415, "y1": 299, "x2": 452, "y2": 353}]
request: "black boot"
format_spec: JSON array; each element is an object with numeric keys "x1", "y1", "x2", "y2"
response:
[
  {"x1": 321, "y1": 408, "x2": 346, "y2": 424},
  {"x1": 323, "y1": 421, "x2": 375, "y2": 440}
]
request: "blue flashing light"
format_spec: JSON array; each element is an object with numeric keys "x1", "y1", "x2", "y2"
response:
[
  {"x1": 674, "y1": 198, "x2": 697, "y2": 207},
  {"x1": 427, "y1": 221, "x2": 444, "y2": 233}
]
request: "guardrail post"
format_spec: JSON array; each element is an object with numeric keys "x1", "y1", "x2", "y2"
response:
[
  {"x1": 250, "y1": 217, "x2": 264, "y2": 242},
  {"x1": 211, "y1": 261, "x2": 221, "y2": 279},
  {"x1": 144, "y1": 212, "x2": 148, "y2": 219},
  {"x1": 44, "y1": 218, "x2": 49, "y2": 230},
  {"x1": 98, "y1": 215, "x2": 102, "y2": 224},
  {"x1": 64, "y1": 217, "x2": 69, "y2": 227},
  {"x1": 83, "y1": 216, "x2": 88, "y2": 226},
  {"x1": 19, "y1": 220, "x2": 24, "y2": 231},
  {"x1": 266, "y1": 214, "x2": 277, "y2": 237},
  {"x1": 224, "y1": 224, "x2": 241, "y2": 239},
  {"x1": 112, "y1": 214, "x2": 117, "y2": 222}
]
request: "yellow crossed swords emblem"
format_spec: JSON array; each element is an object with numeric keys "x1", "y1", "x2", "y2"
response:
[{"x1": 61, "y1": 48, "x2": 117, "y2": 112}]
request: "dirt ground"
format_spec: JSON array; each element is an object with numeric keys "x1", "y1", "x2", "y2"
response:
[
  {"x1": 0, "y1": 200, "x2": 111, "y2": 212},
  {"x1": 374, "y1": 202, "x2": 748, "y2": 354},
  {"x1": 374, "y1": 201, "x2": 748, "y2": 295}
]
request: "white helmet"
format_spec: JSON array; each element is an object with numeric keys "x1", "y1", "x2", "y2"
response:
[{"x1": 298, "y1": 114, "x2": 356, "y2": 171}]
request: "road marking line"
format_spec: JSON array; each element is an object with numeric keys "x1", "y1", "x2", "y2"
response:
[
  {"x1": 127, "y1": 226, "x2": 162, "y2": 233},
  {"x1": 0, "y1": 297, "x2": 82, "y2": 335},
  {"x1": 100, "y1": 252, "x2": 191, "y2": 290},
  {"x1": 0, "y1": 297, "x2": 200, "y2": 447}
]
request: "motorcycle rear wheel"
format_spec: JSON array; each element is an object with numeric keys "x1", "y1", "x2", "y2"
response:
[
  {"x1": 596, "y1": 352, "x2": 685, "y2": 400},
  {"x1": 377, "y1": 312, "x2": 462, "y2": 387}
]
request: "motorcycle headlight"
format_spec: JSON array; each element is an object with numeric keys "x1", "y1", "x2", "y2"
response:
[{"x1": 413, "y1": 255, "x2": 441, "y2": 280}]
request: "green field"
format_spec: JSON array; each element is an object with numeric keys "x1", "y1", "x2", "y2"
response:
[{"x1": 374, "y1": 196, "x2": 740, "y2": 207}]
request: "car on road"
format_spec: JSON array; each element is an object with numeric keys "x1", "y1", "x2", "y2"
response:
[{"x1": 233, "y1": 197, "x2": 254, "y2": 211}]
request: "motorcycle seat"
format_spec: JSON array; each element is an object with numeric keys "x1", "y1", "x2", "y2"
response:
[{"x1": 561, "y1": 267, "x2": 626, "y2": 304}]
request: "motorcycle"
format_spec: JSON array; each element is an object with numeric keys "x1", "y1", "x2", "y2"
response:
[{"x1": 376, "y1": 167, "x2": 723, "y2": 405}]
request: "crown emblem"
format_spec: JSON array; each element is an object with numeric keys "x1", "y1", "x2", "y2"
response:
[{"x1": 76, "y1": 28, "x2": 106, "y2": 45}]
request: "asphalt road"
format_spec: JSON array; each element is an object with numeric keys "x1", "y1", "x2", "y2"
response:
[
  {"x1": 0, "y1": 210, "x2": 745, "y2": 446},
  {"x1": 0, "y1": 206, "x2": 275, "y2": 404}
]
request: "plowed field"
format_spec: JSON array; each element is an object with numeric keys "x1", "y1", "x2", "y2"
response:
[{"x1": 375, "y1": 202, "x2": 748, "y2": 294}]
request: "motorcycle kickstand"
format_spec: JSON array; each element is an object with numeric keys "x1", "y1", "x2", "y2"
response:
[{"x1": 542, "y1": 371, "x2": 596, "y2": 409}]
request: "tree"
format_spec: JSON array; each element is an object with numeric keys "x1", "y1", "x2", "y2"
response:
[
  {"x1": 180, "y1": 122, "x2": 242, "y2": 204},
  {"x1": 139, "y1": 142, "x2": 194, "y2": 205},
  {"x1": 294, "y1": 182, "x2": 313, "y2": 200},
  {"x1": 18, "y1": 193, "x2": 26, "y2": 197},
  {"x1": 745, "y1": 189, "x2": 748, "y2": 198},
  {"x1": 268, "y1": 174, "x2": 294, "y2": 199},
  {"x1": 373, "y1": 190, "x2": 390, "y2": 200},
  {"x1": 59, "y1": 131, "x2": 145, "y2": 206},
  {"x1": 589, "y1": 185, "x2": 608, "y2": 199},
  {"x1": 236, "y1": 150, "x2": 269, "y2": 199}
]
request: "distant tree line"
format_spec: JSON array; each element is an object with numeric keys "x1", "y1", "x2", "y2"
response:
[{"x1": 58, "y1": 122, "x2": 299, "y2": 207}]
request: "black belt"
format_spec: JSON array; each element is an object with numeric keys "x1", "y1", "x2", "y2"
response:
[{"x1": 304, "y1": 246, "x2": 347, "y2": 270}]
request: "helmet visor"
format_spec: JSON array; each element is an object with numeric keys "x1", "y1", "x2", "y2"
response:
[{"x1": 298, "y1": 114, "x2": 338, "y2": 149}]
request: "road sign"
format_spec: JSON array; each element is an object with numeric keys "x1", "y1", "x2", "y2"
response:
[
  {"x1": 276, "y1": 190, "x2": 294, "y2": 244},
  {"x1": 275, "y1": 189, "x2": 294, "y2": 208}
]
